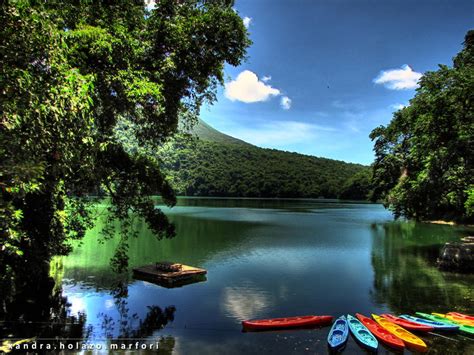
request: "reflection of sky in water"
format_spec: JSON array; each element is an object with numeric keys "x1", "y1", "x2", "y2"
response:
[
  {"x1": 63, "y1": 238, "x2": 374, "y2": 340},
  {"x1": 222, "y1": 285, "x2": 272, "y2": 321},
  {"x1": 58, "y1": 200, "x2": 474, "y2": 353}
]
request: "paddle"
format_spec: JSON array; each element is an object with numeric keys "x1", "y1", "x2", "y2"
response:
[{"x1": 427, "y1": 332, "x2": 459, "y2": 342}]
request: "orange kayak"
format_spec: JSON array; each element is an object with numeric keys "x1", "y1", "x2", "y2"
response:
[
  {"x1": 447, "y1": 312, "x2": 474, "y2": 322},
  {"x1": 381, "y1": 314, "x2": 434, "y2": 332},
  {"x1": 356, "y1": 313, "x2": 405, "y2": 351},
  {"x1": 433, "y1": 313, "x2": 474, "y2": 327},
  {"x1": 242, "y1": 315, "x2": 333, "y2": 331},
  {"x1": 373, "y1": 314, "x2": 428, "y2": 353}
]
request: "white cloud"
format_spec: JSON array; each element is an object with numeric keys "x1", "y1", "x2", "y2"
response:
[
  {"x1": 390, "y1": 103, "x2": 406, "y2": 111},
  {"x1": 373, "y1": 64, "x2": 422, "y2": 90},
  {"x1": 224, "y1": 70, "x2": 280, "y2": 103},
  {"x1": 145, "y1": 0, "x2": 155, "y2": 10},
  {"x1": 280, "y1": 96, "x2": 292, "y2": 110},
  {"x1": 227, "y1": 120, "x2": 336, "y2": 146},
  {"x1": 262, "y1": 75, "x2": 271, "y2": 82},
  {"x1": 243, "y1": 16, "x2": 252, "y2": 28}
]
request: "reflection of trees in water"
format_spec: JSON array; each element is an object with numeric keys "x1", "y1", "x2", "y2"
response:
[
  {"x1": 370, "y1": 223, "x2": 474, "y2": 354},
  {"x1": 370, "y1": 222, "x2": 473, "y2": 314},
  {"x1": 1, "y1": 266, "x2": 176, "y2": 354},
  {"x1": 95, "y1": 281, "x2": 176, "y2": 350},
  {"x1": 60, "y1": 212, "x2": 262, "y2": 290},
  {"x1": 0, "y1": 262, "x2": 88, "y2": 347}
]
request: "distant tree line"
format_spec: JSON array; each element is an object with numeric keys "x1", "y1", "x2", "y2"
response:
[{"x1": 157, "y1": 137, "x2": 370, "y2": 199}]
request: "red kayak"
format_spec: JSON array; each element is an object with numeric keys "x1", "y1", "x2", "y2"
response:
[
  {"x1": 447, "y1": 312, "x2": 474, "y2": 322},
  {"x1": 381, "y1": 314, "x2": 434, "y2": 332},
  {"x1": 242, "y1": 315, "x2": 333, "y2": 331},
  {"x1": 356, "y1": 313, "x2": 405, "y2": 351}
]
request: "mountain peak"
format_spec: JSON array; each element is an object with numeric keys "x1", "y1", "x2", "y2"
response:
[{"x1": 190, "y1": 119, "x2": 251, "y2": 146}]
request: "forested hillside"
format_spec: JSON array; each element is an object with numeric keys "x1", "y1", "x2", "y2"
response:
[
  {"x1": 159, "y1": 123, "x2": 369, "y2": 198},
  {"x1": 185, "y1": 119, "x2": 251, "y2": 146}
]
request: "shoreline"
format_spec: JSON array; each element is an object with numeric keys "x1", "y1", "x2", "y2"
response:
[{"x1": 426, "y1": 220, "x2": 474, "y2": 228}]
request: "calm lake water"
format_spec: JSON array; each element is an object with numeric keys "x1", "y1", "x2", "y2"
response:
[{"x1": 54, "y1": 198, "x2": 473, "y2": 354}]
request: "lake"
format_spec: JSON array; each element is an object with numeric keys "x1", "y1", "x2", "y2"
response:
[{"x1": 53, "y1": 198, "x2": 473, "y2": 353}]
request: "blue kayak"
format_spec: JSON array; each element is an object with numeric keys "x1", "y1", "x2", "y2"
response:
[
  {"x1": 328, "y1": 315, "x2": 349, "y2": 349},
  {"x1": 399, "y1": 314, "x2": 459, "y2": 332},
  {"x1": 347, "y1": 314, "x2": 378, "y2": 351}
]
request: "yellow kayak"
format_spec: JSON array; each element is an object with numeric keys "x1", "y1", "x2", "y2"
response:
[
  {"x1": 432, "y1": 313, "x2": 474, "y2": 327},
  {"x1": 372, "y1": 314, "x2": 427, "y2": 353}
]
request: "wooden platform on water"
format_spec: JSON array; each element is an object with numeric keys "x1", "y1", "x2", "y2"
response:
[{"x1": 132, "y1": 262, "x2": 207, "y2": 288}]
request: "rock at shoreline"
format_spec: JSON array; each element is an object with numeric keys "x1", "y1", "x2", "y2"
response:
[{"x1": 437, "y1": 238, "x2": 474, "y2": 272}]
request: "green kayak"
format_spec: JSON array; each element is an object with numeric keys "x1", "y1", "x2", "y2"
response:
[{"x1": 415, "y1": 312, "x2": 474, "y2": 336}]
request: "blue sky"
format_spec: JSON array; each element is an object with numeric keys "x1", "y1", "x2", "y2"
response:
[{"x1": 199, "y1": 0, "x2": 474, "y2": 165}]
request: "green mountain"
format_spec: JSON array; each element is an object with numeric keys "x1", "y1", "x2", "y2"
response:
[
  {"x1": 159, "y1": 120, "x2": 370, "y2": 199},
  {"x1": 190, "y1": 119, "x2": 250, "y2": 146}
]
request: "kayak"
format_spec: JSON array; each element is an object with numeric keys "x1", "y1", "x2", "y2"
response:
[
  {"x1": 448, "y1": 312, "x2": 474, "y2": 322},
  {"x1": 381, "y1": 314, "x2": 434, "y2": 332},
  {"x1": 433, "y1": 312, "x2": 474, "y2": 327},
  {"x1": 400, "y1": 314, "x2": 459, "y2": 332},
  {"x1": 347, "y1": 314, "x2": 378, "y2": 351},
  {"x1": 327, "y1": 315, "x2": 349, "y2": 349},
  {"x1": 419, "y1": 313, "x2": 474, "y2": 336},
  {"x1": 417, "y1": 312, "x2": 474, "y2": 332},
  {"x1": 242, "y1": 315, "x2": 333, "y2": 331},
  {"x1": 372, "y1": 314, "x2": 428, "y2": 352},
  {"x1": 445, "y1": 314, "x2": 474, "y2": 326},
  {"x1": 356, "y1": 313, "x2": 405, "y2": 351}
]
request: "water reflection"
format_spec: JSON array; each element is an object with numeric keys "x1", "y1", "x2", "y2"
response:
[
  {"x1": 1, "y1": 265, "x2": 178, "y2": 352},
  {"x1": 3, "y1": 199, "x2": 473, "y2": 354},
  {"x1": 63, "y1": 280, "x2": 177, "y2": 343},
  {"x1": 370, "y1": 223, "x2": 474, "y2": 354},
  {"x1": 222, "y1": 285, "x2": 272, "y2": 321},
  {"x1": 370, "y1": 222, "x2": 474, "y2": 314},
  {"x1": 0, "y1": 262, "x2": 87, "y2": 350},
  {"x1": 60, "y1": 207, "x2": 263, "y2": 289},
  {"x1": 95, "y1": 281, "x2": 175, "y2": 339}
]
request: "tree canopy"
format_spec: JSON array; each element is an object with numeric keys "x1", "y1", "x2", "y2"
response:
[
  {"x1": 0, "y1": 0, "x2": 250, "y2": 291},
  {"x1": 370, "y1": 30, "x2": 474, "y2": 222},
  {"x1": 156, "y1": 136, "x2": 368, "y2": 199}
]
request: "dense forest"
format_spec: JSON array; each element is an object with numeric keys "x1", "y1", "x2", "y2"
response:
[
  {"x1": 370, "y1": 30, "x2": 474, "y2": 222},
  {"x1": 159, "y1": 133, "x2": 369, "y2": 199},
  {"x1": 114, "y1": 118, "x2": 371, "y2": 199},
  {"x1": 1, "y1": 0, "x2": 250, "y2": 309}
]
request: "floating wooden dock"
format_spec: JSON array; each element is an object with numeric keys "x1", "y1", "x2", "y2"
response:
[{"x1": 132, "y1": 262, "x2": 207, "y2": 288}]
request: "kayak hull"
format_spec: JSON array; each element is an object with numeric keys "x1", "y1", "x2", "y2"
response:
[
  {"x1": 356, "y1": 313, "x2": 405, "y2": 351},
  {"x1": 381, "y1": 314, "x2": 434, "y2": 332},
  {"x1": 435, "y1": 313, "x2": 474, "y2": 327},
  {"x1": 416, "y1": 313, "x2": 474, "y2": 336},
  {"x1": 448, "y1": 312, "x2": 474, "y2": 322},
  {"x1": 327, "y1": 315, "x2": 349, "y2": 349},
  {"x1": 347, "y1": 314, "x2": 378, "y2": 351},
  {"x1": 400, "y1": 314, "x2": 459, "y2": 332},
  {"x1": 242, "y1": 315, "x2": 333, "y2": 331},
  {"x1": 373, "y1": 314, "x2": 428, "y2": 353}
]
